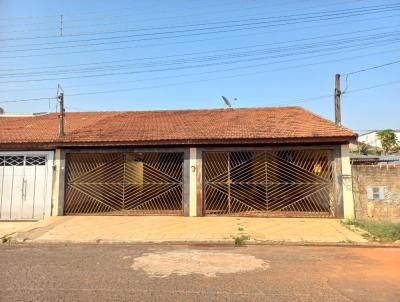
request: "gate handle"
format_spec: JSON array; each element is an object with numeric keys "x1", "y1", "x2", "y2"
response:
[
  {"x1": 21, "y1": 178, "x2": 25, "y2": 201},
  {"x1": 24, "y1": 179, "x2": 27, "y2": 201},
  {"x1": 22, "y1": 178, "x2": 27, "y2": 201}
]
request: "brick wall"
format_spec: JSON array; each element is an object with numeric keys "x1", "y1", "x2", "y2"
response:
[{"x1": 352, "y1": 165, "x2": 400, "y2": 220}]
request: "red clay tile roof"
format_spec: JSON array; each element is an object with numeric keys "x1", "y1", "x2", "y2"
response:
[{"x1": 0, "y1": 107, "x2": 356, "y2": 148}]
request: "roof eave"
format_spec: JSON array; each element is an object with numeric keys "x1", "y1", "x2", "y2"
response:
[{"x1": 0, "y1": 136, "x2": 357, "y2": 150}]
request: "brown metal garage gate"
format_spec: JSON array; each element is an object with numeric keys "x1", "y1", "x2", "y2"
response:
[
  {"x1": 64, "y1": 152, "x2": 184, "y2": 215},
  {"x1": 203, "y1": 149, "x2": 335, "y2": 217}
]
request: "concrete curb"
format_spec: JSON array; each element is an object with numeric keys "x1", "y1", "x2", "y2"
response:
[{"x1": 4, "y1": 237, "x2": 400, "y2": 248}]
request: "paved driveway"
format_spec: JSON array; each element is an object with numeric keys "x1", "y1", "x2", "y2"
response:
[
  {"x1": 9, "y1": 216, "x2": 366, "y2": 244},
  {"x1": 0, "y1": 221, "x2": 39, "y2": 238}
]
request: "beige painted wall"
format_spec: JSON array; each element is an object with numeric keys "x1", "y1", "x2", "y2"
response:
[
  {"x1": 51, "y1": 149, "x2": 62, "y2": 216},
  {"x1": 189, "y1": 147, "x2": 198, "y2": 216},
  {"x1": 341, "y1": 144, "x2": 355, "y2": 219}
]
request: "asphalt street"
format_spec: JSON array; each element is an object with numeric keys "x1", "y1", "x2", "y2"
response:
[{"x1": 0, "y1": 244, "x2": 399, "y2": 301}]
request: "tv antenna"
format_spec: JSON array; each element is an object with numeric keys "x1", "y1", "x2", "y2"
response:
[{"x1": 222, "y1": 96, "x2": 236, "y2": 109}]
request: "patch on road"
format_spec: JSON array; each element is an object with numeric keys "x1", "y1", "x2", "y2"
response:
[{"x1": 131, "y1": 249, "x2": 269, "y2": 278}]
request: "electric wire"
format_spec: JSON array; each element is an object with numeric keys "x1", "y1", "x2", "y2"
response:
[
  {"x1": 0, "y1": 45, "x2": 398, "y2": 94},
  {"x1": 0, "y1": 3, "x2": 397, "y2": 42},
  {"x1": 1, "y1": 35, "x2": 398, "y2": 83},
  {"x1": 1, "y1": 29, "x2": 398, "y2": 78},
  {"x1": 343, "y1": 58, "x2": 400, "y2": 93},
  {"x1": 2, "y1": 79, "x2": 399, "y2": 106},
  {"x1": 1, "y1": 24, "x2": 393, "y2": 73}
]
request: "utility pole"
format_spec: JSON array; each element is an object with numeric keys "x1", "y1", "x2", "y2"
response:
[
  {"x1": 57, "y1": 85, "x2": 65, "y2": 137},
  {"x1": 334, "y1": 73, "x2": 341, "y2": 126}
]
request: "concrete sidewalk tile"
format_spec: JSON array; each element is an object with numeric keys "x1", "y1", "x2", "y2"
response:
[{"x1": 4, "y1": 216, "x2": 369, "y2": 244}]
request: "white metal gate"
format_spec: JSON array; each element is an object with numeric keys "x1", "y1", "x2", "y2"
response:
[{"x1": 0, "y1": 151, "x2": 53, "y2": 220}]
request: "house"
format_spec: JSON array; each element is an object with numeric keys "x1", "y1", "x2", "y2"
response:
[
  {"x1": 358, "y1": 130, "x2": 400, "y2": 148},
  {"x1": 350, "y1": 154, "x2": 400, "y2": 165},
  {"x1": 0, "y1": 106, "x2": 356, "y2": 220}
]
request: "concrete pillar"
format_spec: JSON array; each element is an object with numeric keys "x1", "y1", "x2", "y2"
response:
[
  {"x1": 341, "y1": 144, "x2": 355, "y2": 219},
  {"x1": 51, "y1": 149, "x2": 62, "y2": 216},
  {"x1": 189, "y1": 147, "x2": 198, "y2": 216},
  {"x1": 51, "y1": 148, "x2": 66, "y2": 216}
]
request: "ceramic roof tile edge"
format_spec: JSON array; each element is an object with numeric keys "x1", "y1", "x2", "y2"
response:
[
  {"x1": 0, "y1": 106, "x2": 357, "y2": 148},
  {"x1": 301, "y1": 108, "x2": 356, "y2": 138},
  {"x1": 0, "y1": 137, "x2": 356, "y2": 150},
  {"x1": 0, "y1": 105, "x2": 336, "y2": 116}
]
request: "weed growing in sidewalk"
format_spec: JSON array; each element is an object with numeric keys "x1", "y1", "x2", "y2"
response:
[
  {"x1": 343, "y1": 219, "x2": 400, "y2": 242},
  {"x1": 232, "y1": 234, "x2": 250, "y2": 246}
]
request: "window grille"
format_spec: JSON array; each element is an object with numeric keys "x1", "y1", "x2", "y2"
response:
[
  {"x1": 4, "y1": 156, "x2": 24, "y2": 166},
  {"x1": 25, "y1": 156, "x2": 46, "y2": 166}
]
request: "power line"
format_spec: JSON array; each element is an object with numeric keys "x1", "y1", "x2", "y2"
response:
[
  {"x1": 0, "y1": 1, "x2": 269, "y2": 28},
  {"x1": 1, "y1": 20, "x2": 399, "y2": 61},
  {"x1": 0, "y1": 96, "x2": 56, "y2": 104},
  {"x1": 343, "y1": 58, "x2": 400, "y2": 93},
  {"x1": 0, "y1": 3, "x2": 398, "y2": 42},
  {"x1": 1, "y1": 35, "x2": 399, "y2": 83},
  {"x1": 2, "y1": 13, "x2": 399, "y2": 54},
  {"x1": 1, "y1": 28, "x2": 397, "y2": 77},
  {"x1": 267, "y1": 80, "x2": 400, "y2": 106},
  {"x1": 2, "y1": 79, "x2": 398, "y2": 106},
  {"x1": 0, "y1": 0, "x2": 242, "y2": 24},
  {"x1": 0, "y1": 0, "x2": 364, "y2": 25},
  {"x1": 49, "y1": 0, "x2": 360, "y2": 26},
  {"x1": 55, "y1": 1, "x2": 382, "y2": 30},
  {"x1": 345, "y1": 58, "x2": 400, "y2": 75},
  {"x1": 0, "y1": 12, "x2": 397, "y2": 62},
  {"x1": 1, "y1": 45, "x2": 398, "y2": 95},
  {"x1": 345, "y1": 79, "x2": 400, "y2": 94},
  {"x1": 0, "y1": 0, "x2": 282, "y2": 40},
  {"x1": 4, "y1": 25, "x2": 389, "y2": 72}
]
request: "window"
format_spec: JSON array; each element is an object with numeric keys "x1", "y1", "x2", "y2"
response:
[{"x1": 367, "y1": 187, "x2": 385, "y2": 200}]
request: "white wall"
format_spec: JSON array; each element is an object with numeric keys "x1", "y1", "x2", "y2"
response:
[{"x1": 358, "y1": 131, "x2": 400, "y2": 148}]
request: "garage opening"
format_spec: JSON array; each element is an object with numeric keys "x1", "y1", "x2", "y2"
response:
[
  {"x1": 64, "y1": 152, "x2": 184, "y2": 215},
  {"x1": 204, "y1": 150, "x2": 335, "y2": 217},
  {"x1": 0, "y1": 152, "x2": 52, "y2": 220}
]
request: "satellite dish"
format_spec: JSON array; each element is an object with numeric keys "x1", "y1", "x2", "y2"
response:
[
  {"x1": 222, "y1": 96, "x2": 232, "y2": 109},
  {"x1": 0, "y1": 107, "x2": 4, "y2": 114}
]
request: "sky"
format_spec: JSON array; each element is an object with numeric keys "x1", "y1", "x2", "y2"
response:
[{"x1": 0, "y1": 0, "x2": 399, "y2": 133}]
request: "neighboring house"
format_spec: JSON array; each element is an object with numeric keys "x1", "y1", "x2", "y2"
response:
[
  {"x1": 0, "y1": 106, "x2": 356, "y2": 220},
  {"x1": 350, "y1": 154, "x2": 400, "y2": 165},
  {"x1": 358, "y1": 130, "x2": 400, "y2": 148}
]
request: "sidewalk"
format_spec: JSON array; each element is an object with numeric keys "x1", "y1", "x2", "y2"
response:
[
  {"x1": 0, "y1": 221, "x2": 39, "y2": 239},
  {"x1": 6, "y1": 216, "x2": 368, "y2": 244}
]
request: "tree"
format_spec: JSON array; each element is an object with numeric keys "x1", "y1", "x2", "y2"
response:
[
  {"x1": 376, "y1": 129, "x2": 399, "y2": 155},
  {"x1": 355, "y1": 142, "x2": 369, "y2": 155},
  {"x1": 371, "y1": 147, "x2": 382, "y2": 156}
]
